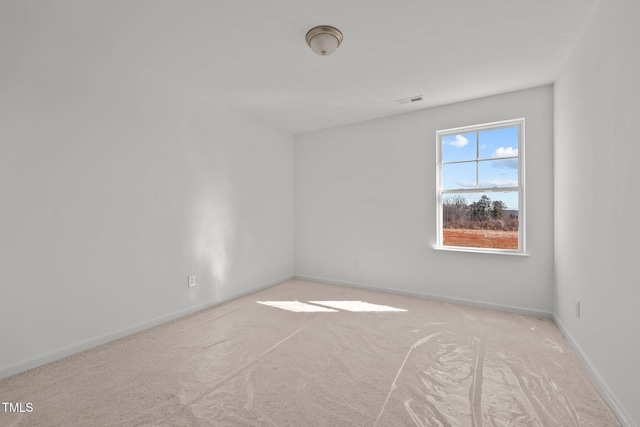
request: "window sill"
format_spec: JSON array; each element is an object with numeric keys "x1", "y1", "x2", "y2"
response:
[{"x1": 433, "y1": 246, "x2": 529, "y2": 257}]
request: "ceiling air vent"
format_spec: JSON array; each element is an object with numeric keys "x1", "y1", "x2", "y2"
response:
[{"x1": 396, "y1": 95, "x2": 423, "y2": 105}]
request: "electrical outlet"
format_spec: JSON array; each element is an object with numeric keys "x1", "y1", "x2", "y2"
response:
[
  {"x1": 575, "y1": 299, "x2": 580, "y2": 318},
  {"x1": 188, "y1": 275, "x2": 196, "y2": 288}
]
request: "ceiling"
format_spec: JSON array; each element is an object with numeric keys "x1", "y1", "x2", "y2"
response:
[{"x1": 1, "y1": 0, "x2": 599, "y2": 134}]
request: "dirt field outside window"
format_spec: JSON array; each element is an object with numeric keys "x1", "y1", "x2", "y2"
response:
[{"x1": 443, "y1": 229, "x2": 518, "y2": 250}]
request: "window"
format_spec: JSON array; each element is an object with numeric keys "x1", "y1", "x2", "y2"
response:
[{"x1": 436, "y1": 119, "x2": 525, "y2": 254}]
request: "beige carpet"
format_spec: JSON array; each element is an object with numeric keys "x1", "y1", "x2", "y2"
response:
[{"x1": 0, "y1": 279, "x2": 619, "y2": 426}]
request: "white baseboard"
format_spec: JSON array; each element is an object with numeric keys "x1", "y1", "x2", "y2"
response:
[
  {"x1": 294, "y1": 274, "x2": 553, "y2": 318},
  {"x1": 553, "y1": 315, "x2": 636, "y2": 427},
  {"x1": 0, "y1": 274, "x2": 293, "y2": 381}
]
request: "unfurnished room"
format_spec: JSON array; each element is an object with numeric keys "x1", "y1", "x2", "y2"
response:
[{"x1": 1, "y1": 1, "x2": 639, "y2": 426}]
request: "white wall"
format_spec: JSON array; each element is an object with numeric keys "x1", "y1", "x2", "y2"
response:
[
  {"x1": 554, "y1": 0, "x2": 640, "y2": 425},
  {"x1": 0, "y1": 24, "x2": 294, "y2": 378},
  {"x1": 295, "y1": 86, "x2": 554, "y2": 316}
]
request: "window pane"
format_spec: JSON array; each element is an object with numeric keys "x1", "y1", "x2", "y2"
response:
[
  {"x1": 478, "y1": 159, "x2": 518, "y2": 189},
  {"x1": 478, "y1": 126, "x2": 518, "y2": 160},
  {"x1": 442, "y1": 192, "x2": 519, "y2": 250},
  {"x1": 442, "y1": 162, "x2": 476, "y2": 190},
  {"x1": 442, "y1": 132, "x2": 477, "y2": 163}
]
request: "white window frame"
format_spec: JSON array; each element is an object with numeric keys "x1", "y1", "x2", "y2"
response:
[{"x1": 435, "y1": 118, "x2": 526, "y2": 255}]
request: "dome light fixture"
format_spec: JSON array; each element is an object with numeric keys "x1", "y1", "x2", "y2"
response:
[{"x1": 306, "y1": 25, "x2": 343, "y2": 56}]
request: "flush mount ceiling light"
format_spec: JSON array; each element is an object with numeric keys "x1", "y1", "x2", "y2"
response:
[{"x1": 305, "y1": 25, "x2": 343, "y2": 56}]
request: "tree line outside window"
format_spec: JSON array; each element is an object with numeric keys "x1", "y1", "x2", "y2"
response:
[{"x1": 442, "y1": 194, "x2": 518, "y2": 231}]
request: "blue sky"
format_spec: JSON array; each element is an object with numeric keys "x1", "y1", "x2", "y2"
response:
[{"x1": 441, "y1": 126, "x2": 519, "y2": 210}]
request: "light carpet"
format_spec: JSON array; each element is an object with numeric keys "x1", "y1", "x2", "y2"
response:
[{"x1": 0, "y1": 279, "x2": 619, "y2": 426}]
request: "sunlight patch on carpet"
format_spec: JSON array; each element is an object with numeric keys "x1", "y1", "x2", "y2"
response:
[
  {"x1": 256, "y1": 301, "x2": 338, "y2": 312},
  {"x1": 309, "y1": 301, "x2": 407, "y2": 312}
]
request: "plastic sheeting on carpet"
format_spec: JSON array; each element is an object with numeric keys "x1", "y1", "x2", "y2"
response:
[{"x1": 0, "y1": 279, "x2": 619, "y2": 426}]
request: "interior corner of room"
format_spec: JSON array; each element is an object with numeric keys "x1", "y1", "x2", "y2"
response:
[{"x1": 0, "y1": 0, "x2": 638, "y2": 426}]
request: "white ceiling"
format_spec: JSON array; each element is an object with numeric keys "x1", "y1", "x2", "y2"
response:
[{"x1": 2, "y1": 0, "x2": 599, "y2": 134}]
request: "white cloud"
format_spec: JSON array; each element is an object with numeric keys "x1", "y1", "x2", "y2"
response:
[
  {"x1": 493, "y1": 146, "x2": 518, "y2": 157},
  {"x1": 479, "y1": 179, "x2": 518, "y2": 188},
  {"x1": 455, "y1": 179, "x2": 476, "y2": 188},
  {"x1": 447, "y1": 134, "x2": 468, "y2": 148},
  {"x1": 453, "y1": 179, "x2": 517, "y2": 189}
]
